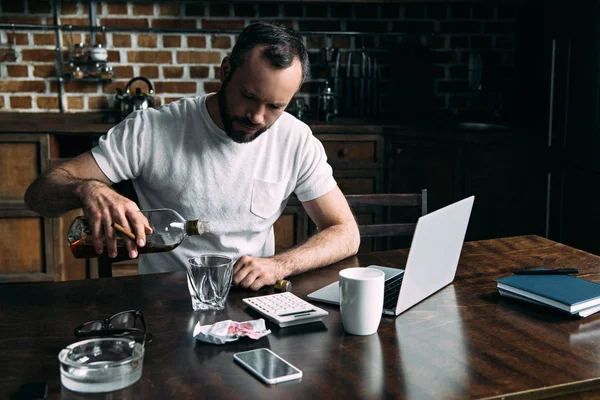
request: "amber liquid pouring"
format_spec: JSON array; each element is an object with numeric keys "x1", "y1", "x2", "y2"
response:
[{"x1": 70, "y1": 236, "x2": 178, "y2": 258}]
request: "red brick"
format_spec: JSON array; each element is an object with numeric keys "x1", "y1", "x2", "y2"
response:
[
  {"x1": 63, "y1": 81, "x2": 100, "y2": 93},
  {"x1": 112, "y1": 34, "x2": 131, "y2": 47},
  {"x1": 177, "y1": 51, "x2": 221, "y2": 64},
  {"x1": 107, "y1": 4, "x2": 128, "y2": 15},
  {"x1": 190, "y1": 66, "x2": 210, "y2": 79},
  {"x1": 113, "y1": 66, "x2": 134, "y2": 79},
  {"x1": 0, "y1": 81, "x2": 45, "y2": 93},
  {"x1": 33, "y1": 33, "x2": 56, "y2": 46},
  {"x1": 108, "y1": 50, "x2": 121, "y2": 63},
  {"x1": 204, "y1": 81, "x2": 221, "y2": 93},
  {"x1": 333, "y1": 36, "x2": 351, "y2": 49},
  {"x1": 163, "y1": 66, "x2": 184, "y2": 79},
  {"x1": 101, "y1": 81, "x2": 127, "y2": 94},
  {"x1": 128, "y1": 51, "x2": 171, "y2": 64},
  {"x1": 154, "y1": 81, "x2": 197, "y2": 94},
  {"x1": 37, "y1": 96, "x2": 59, "y2": 109},
  {"x1": 152, "y1": 19, "x2": 196, "y2": 29},
  {"x1": 0, "y1": 48, "x2": 15, "y2": 62},
  {"x1": 7, "y1": 33, "x2": 29, "y2": 45},
  {"x1": 83, "y1": 33, "x2": 104, "y2": 46},
  {"x1": 159, "y1": 4, "x2": 179, "y2": 16},
  {"x1": 211, "y1": 36, "x2": 231, "y2": 49},
  {"x1": 60, "y1": 2, "x2": 79, "y2": 15},
  {"x1": 187, "y1": 36, "x2": 206, "y2": 48},
  {"x1": 234, "y1": 4, "x2": 255, "y2": 17},
  {"x1": 140, "y1": 66, "x2": 159, "y2": 79},
  {"x1": 101, "y1": 18, "x2": 149, "y2": 29},
  {"x1": 0, "y1": 16, "x2": 42, "y2": 24},
  {"x1": 10, "y1": 96, "x2": 32, "y2": 109},
  {"x1": 62, "y1": 33, "x2": 82, "y2": 46},
  {"x1": 138, "y1": 34, "x2": 157, "y2": 48},
  {"x1": 163, "y1": 35, "x2": 181, "y2": 48},
  {"x1": 59, "y1": 17, "x2": 88, "y2": 26},
  {"x1": 133, "y1": 4, "x2": 154, "y2": 15},
  {"x1": 163, "y1": 96, "x2": 183, "y2": 104},
  {"x1": 201, "y1": 20, "x2": 245, "y2": 30},
  {"x1": 214, "y1": 66, "x2": 221, "y2": 77},
  {"x1": 88, "y1": 96, "x2": 109, "y2": 109},
  {"x1": 33, "y1": 64, "x2": 56, "y2": 78},
  {"x1": 185, "y1": 3, "x2": 205, "y2": 16},
  {"x1": 7, "y1": 65, "x2": 28, "y2": 77},
  {"x1": 0, "y1": 96, "x2": 4, "y2": 109},
  {"x1": 29, "y1": 0, "x2": 51, "y2": 14},
  {"x1": 67, "y1": 96, "x2": 84, "y2": 109},
  {"x1": 2, "y1": 0, "x2": 24, "y2": 12},
  {"x1": 21, "y1": 49, "x2": 56, "y2": 62}
]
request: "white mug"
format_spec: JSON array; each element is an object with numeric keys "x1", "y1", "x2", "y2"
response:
[{"x1": 339, "y1": 267, "x2": 385, "y2": 336}]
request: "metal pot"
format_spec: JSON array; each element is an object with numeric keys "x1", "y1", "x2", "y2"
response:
[{"x1": 116, "y1": 77, "x2": 155, "y2": 120}]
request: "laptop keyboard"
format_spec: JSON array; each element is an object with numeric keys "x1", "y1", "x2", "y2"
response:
[{"x1": 383, "y1": 273, "x2": 404, "y2": 310}]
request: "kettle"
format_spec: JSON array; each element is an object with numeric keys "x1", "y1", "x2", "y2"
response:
[{"x1": 116, "y1": 77, "x2": 155, "y2": 120}]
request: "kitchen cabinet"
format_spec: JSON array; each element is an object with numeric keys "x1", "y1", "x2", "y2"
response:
[
  {"x1": 386, "y1": 128, "x2": 547, "y2": 243},
  {"x1": 0, "y1": 134, "x2": 55, "y2": 282},
  {"x1": 463, "y1": 136, "x2": 547, "y2": 241}
]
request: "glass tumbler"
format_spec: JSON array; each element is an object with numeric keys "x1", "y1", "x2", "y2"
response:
[{"x1": 186, "y1": 254, "x2": 233, "y2": 311}]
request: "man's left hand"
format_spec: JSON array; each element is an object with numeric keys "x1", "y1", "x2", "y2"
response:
[{"x1": 232, "y1": 256, "x2": 283, "y2": 291}]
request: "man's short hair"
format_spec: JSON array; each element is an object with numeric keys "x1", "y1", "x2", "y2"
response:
[{"x1": 229, "y1": 22, "x2": 310, "y2": 85}]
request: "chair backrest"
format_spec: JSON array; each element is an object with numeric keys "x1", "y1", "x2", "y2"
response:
[{"x1": 346, "y1": 189, "x2": 428, "y2": 238}]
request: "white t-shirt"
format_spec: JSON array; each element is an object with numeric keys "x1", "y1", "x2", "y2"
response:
[{"x1": 91, "y1": 94, "x2": 336, "y2": 274}]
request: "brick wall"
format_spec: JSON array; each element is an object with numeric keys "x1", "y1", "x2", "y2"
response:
[{"x1": 0, "y1": 1, "x2": 516, "y2": 118}]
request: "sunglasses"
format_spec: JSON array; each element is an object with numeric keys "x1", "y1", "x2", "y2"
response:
[{"x1": 74, "y1": 309, "x2": 152, "y2": 344}]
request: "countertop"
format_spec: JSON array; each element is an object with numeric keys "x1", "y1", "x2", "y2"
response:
[{"x1": 0, "y1": 112, "x2": 542, "y2": 142}]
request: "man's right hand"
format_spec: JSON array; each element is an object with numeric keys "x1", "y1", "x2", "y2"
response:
[{"x1": 76, "y1": 180, "x2": 152, "y2": 258}]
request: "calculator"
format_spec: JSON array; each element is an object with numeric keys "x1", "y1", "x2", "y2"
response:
[{"x1": 242, "y1": 292, "x2": 329, "y2": 328}]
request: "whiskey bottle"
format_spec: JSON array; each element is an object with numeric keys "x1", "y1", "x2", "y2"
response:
[{"x1": 67, "y1": 208, "x2": 209, "y2": 259}]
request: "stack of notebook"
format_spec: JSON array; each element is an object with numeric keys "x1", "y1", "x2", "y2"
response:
[{"x1": 496, "y1": 271, "x2": 600, "y2": 318}]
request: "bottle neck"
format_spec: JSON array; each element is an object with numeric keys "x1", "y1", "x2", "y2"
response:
[{"x1": 186, "y1": 220, "x2": 209, "y2": 236}]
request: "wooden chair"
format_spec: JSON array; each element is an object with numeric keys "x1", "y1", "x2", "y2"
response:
[{"x1": 345, "y1": 189, "x2": 428, "y2": 250}]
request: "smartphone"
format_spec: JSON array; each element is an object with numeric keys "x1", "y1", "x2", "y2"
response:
[{"x1": 233, "y1": 348, "x2": 303, "y2": 385}]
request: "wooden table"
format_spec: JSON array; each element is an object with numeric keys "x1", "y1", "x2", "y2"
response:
[{"x1": 2, "y1": 235, "x2": 600, "y2": 399}]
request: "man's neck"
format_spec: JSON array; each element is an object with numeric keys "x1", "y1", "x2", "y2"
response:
[{"x1": 205, "y1": 93, "x2": 224, "y2": 130}]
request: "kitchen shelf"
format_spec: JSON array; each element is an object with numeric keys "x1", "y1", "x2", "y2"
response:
[{"x1": 61, "y1": 76, "x2": 112, "y2": 84}]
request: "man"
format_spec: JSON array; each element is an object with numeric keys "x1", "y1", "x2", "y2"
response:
[{"x1": 25, "y1": 22, "x2": 360, "y2": 291}]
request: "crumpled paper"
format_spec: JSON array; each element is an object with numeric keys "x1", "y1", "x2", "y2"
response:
[{"x1": 193, "y1": 319, "x2": 271, "y2": 345}]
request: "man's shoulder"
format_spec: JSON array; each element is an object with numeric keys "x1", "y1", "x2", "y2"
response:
[
  {"x1": 270, "y1": 112, "x2": 313, "y2": 141},
  {"x1": 149, "y1": 96, "x2": 203, "y2": 120}
]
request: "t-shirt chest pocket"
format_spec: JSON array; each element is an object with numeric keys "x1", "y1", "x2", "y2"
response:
[{"x1": 250, "y1": 178, "x2": 287, "y2": 219}]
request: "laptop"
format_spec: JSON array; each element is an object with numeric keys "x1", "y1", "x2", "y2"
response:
[{"x1": 307, "y1": 196, "x2": 474, "y2": 316}]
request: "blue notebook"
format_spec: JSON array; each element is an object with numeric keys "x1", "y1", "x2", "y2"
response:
[{"x1": 496, "y1": 274, "x2": 600, "y2": 314}]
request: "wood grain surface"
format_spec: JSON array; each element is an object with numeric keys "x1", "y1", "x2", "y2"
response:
[{"x1": 1, "y1": 235, "x2": 599, "y2": 399}]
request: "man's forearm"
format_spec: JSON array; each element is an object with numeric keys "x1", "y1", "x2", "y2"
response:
[
  {"x1": 272, "y1": 222, "x2": 360, "y2": 278},
  {"x1": 24, "y1": 167, "x2": 106, "y2": 217}
]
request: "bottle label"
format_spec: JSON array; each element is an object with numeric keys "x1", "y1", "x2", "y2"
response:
[{"x1": 187, "y1": 220, "x2": 209, "y2": 236}]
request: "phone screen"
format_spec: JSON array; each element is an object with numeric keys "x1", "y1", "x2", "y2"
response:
[{"x1": 234, "y1": 348, "x2": 301, "y2": 382}]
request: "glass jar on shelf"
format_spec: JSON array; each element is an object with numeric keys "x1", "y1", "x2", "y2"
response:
[
  {"x1": 71, "y1": 43, "x2": 88, "y2": 61},
  {"x1": 72, "y1": 66, "x2": 84, "y2": 79},
  {"x1": 88, "y1": 63, "x2": 101, "y2": 78},
  {"x1": 99, "y1": 65, "x2": 113, "y2": 80},
  {"x1": 90, "y1": 43, "x2": 108, "y2": 62}
]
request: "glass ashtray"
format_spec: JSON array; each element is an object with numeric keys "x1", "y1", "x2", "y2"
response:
[{"x1": 58, "y1": 338, "x2": 144, "y2": 393}]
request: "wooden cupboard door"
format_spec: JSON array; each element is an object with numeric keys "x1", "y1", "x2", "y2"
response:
[
  {"x1": 335, "y1": 169, "x2": 384, "y2": 195},
  {"x1": 0, "y1": 143, "x2": 38, "y2": 203},
  {"x1": 0, "y1": 211, "x2": 54, "y2": 282},
  {"x1": 316, "y1": 134, "x2": 384, "y2": 169},
  {"x1": 0, "y1": 134, "x2": 53, "y2": 282}
]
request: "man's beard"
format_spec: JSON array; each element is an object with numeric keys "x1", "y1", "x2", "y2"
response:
[{"x1": 217, "y1": 81, "x2": 270, "y2": 144}]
